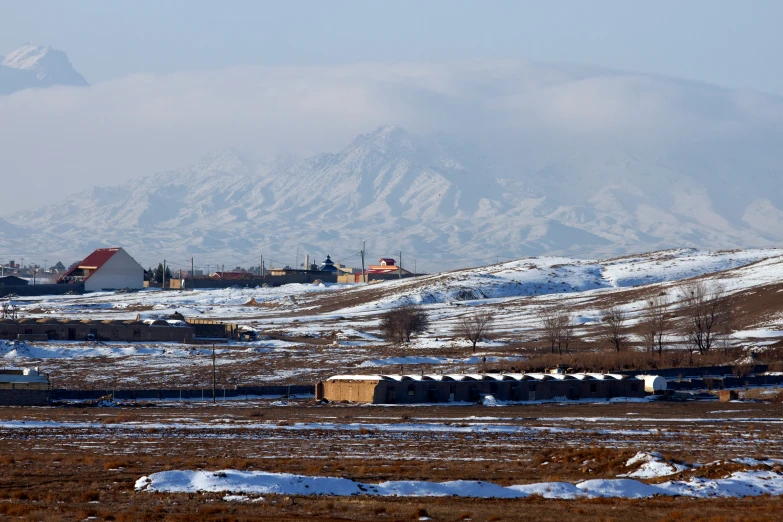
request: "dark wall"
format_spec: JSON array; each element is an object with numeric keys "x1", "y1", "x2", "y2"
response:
[
  {"x1": 369, "y1": 378, "x2": 645, "y2": 404},
  {"x1": 183, "y1": 272, "x2": 337, "y2": 289},
  {"x1": 0, "y1": 283, "x2": 84, "y2": 298},
  {"x1": 0, "y1": 389, "x2": 50, "y2": 406},
  {"x1": 52, "y1": 385, "x2": 314, "y2": 400}
]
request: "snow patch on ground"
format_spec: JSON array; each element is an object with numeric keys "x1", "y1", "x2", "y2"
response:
[
  {"x1": 619, "y1": 452, "x2": 689, "y2": 478},
  {"x1": 136, "y1": 469, "x2": 783, "y2": 499}
]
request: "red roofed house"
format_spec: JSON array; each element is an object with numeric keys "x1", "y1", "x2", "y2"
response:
[
  {"x1": 57, "y1": 247, "x2": 144, "y2": 292},
  {"x1": 341, "y1": 258, "x2": 414, "y2": 282}
]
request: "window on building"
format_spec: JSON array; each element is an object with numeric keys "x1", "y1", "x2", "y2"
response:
[
  {"x1": 407, "y1": 384, "x2": 415, "y2": 396},
  {"x1": 590, "y1": 383, "x2": 597, "y2": 393}
]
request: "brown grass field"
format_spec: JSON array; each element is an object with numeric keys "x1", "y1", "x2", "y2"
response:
[{"x1": 0, "y1": 400, "x2": 781, "y2": 520}]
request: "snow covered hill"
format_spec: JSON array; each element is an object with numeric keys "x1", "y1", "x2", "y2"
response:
[
  {"x1": 312, "y1": 248, "x2": 783, "y2": 313},
  {"x1": 0, "y1": 44, "x2": 87, "y2": 95},
  {"x1": 3, "y1": 124, "x2": 783, "y2": 268}
]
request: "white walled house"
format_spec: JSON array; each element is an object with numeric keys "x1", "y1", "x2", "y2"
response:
[{"x1": 57, "y1": 247, "x2": 144, "y2": 292}]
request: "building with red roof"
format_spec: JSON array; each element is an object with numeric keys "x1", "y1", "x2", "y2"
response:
[{"x1": 57, "y1": 247, "x2": 144, "y2": 292}]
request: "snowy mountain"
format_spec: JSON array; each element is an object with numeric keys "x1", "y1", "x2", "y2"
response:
[
  {"x1": 0, "y1": 45, "x2": 87, "y2": 95},
  {"x1": 3, "y1": 125, "x2": 783, "y2": 268}
]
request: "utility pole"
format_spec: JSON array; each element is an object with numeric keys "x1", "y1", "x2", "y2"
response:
[
  {"x1": 414, "y1": 259, "x2": 417, "y2": 277},
  {"x1": 212, "y1": 343, "x2": 217, "y2": 404},
  {"x1": 44, "y1": 260, "x2": 47, "y2": 273},
  {"x1": 191, "y1": 257, "x2": 194, "y2": 287},
  {"x1": 163, "y1": 259, "x2": 166, "y2": 289},
  {"x1": 399, "y1": 251, "x2": 402, "y2": 279},
  {"x1": 360, "y1": 241, "x2": 366, "y2": 283}
]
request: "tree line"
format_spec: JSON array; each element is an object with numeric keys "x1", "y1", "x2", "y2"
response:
[{"x1": 376, "y1": 280, "x2": 734, "y2": 357}]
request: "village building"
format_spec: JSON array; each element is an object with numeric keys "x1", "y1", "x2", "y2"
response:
[
  {"x1": 317, "y1": 372, "x2": 665, "y2": 404},
  {"x1": 319, "y1": 255, "x2": 338, "y2": 273},
  {"x1": 57, "y1": 247, "x2": 144, "y2": 292},
  {"x1": 209, "y1": 271, "x2": 254, "y2": 281},
  {"x1": 0, "y1": 275, "x2": 28, "y2": 287},
  {"x1": 338, "y1": 257, "x2": 415, "y2": 283},
  {"x1": 0, "y1": 367, "x2": 50, "y2": 406}
]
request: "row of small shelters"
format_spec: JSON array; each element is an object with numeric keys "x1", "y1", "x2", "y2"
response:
[
  {"x1": 317, "y1": 372, "x2": 666, "y2": 404},
  {"x1": 0, "y1": 318, "x2": 194, "y2": 342}
]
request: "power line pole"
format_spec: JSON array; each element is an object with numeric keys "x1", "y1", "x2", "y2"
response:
[
  {"x1": 44, "y1": 259, "x2": 47, "y2": 273},
  {"x1": 360, "y1": 241, "x2": 366, "y2": 283},
  {"x1": 163, "y1": 259, "x2": 166, "y2": 289},
  {"x1": 191, "y1": 257, "x2": 194, "y2": 287},
  {"x1": 414, "y1": 259, "x2": 417, "y2": 277},
  {"x1": 212, "y1": 343, "x2": 216, "y2": 404},
  {"x1": 399, "y1": 251, "x2": 402, "y2": 280}
]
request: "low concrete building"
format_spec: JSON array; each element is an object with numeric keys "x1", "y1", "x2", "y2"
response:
[
  {"x1": 0, "y1": 318, "x2": 194, "y2": 342},
  {"x1": 317, "y1": 372, "x2": 660, "y2": 404},
  {"x1": 0, "y1": 367, "x2": 50, "y2": 406}
]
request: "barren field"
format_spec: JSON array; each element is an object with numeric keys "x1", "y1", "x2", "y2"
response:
[{"x1": 0, "y1": 401, "x2": 781, "y2": 520}]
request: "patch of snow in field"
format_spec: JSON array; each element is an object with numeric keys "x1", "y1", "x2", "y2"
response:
[
  {"x1": 135, "y1": 469, "x2": 783, "y2": 499},
  {"x1": 732, "y1": 330, "x2": 783, "y2": 339},
  {"x1": 619, "y1": 452, "x2": 689, "y2": 478}
]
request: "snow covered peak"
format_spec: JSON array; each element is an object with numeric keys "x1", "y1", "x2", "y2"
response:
[
  {"x1": 348, "y1": 125, "x2": 415, "y2": 154},
  {"x1": 0, "y1": 44, "x2": 87, "y2": 94}
]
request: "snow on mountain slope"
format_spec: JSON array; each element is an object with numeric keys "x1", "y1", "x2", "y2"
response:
[
  {"x1": 0, "y1": 44, "x2": 87, "y2": 95},
  {"x1": 3, "y1": 125, "x2": 783, "y2": 268}
]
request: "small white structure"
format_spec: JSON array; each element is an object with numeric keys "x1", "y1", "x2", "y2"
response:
[
  {"x1": 57, "y1": 247, "x2": 144, "y2": 292},
  {"x1": 639, "y1": 375, "x2": 667, "y2": 393}
]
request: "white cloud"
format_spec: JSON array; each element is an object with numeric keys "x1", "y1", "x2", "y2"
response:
[{"x1": 0, "y1": 60, "x2": 781, "y2": 213}]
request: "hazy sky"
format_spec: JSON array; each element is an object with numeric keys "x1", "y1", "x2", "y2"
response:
[{"x1": 2, "y1": 0, "x2": 783, "y2": 95}]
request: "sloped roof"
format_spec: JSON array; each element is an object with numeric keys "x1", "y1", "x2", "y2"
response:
[{"x1": 57, "y1": 247, "x2": 121, "y2": 282}]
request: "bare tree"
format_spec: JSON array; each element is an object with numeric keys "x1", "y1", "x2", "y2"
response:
[
  {"x1": 601, "y1": 305, "x2": 627, "y2": 352},
  {"x1": 380, "y1": 305, "x2": 430, "y2": 344},
  {"x1": 457, "y1": 309, "x2": 495, "y2": 353},
  {"x1": 679, "y1": 282, "x2": 731, "y2": 355},
  {"x1": 557, "y1": 313, "x2": 575, "y2": 354},
  {"x1": 538, "y1": 307, "x2": 574, "y2": 355},
  {"x1": 539, "y1": 307, "x2": 561, "y2": 354},
  {"x1": 638, "y1": 294, "x2": 669, "y2": 356}
]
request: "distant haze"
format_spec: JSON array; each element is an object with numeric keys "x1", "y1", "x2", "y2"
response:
[
  {"x1": 1, "y1": 56, "x2": 782, "y2": 214},
  {"x1": 1, "y1": 2, "x2": 783, "y2": 266}
]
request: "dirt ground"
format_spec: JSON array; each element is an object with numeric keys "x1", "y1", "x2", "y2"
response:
[{"x1": 0, "y1": 401, "x2": 781, "y2": 521}]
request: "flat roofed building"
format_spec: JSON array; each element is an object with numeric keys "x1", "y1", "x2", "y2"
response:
[{"x1": 0, "y1": 367, "x2": 50, "y2": 406}]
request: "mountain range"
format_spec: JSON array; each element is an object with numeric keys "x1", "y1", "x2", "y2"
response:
[
  {"x1": 0, "y1": 44, "x2": 87, "y2": 95},
  {"x1": 2, "y1": 124, "x2": 783, "y2": 270}
]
